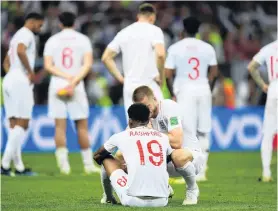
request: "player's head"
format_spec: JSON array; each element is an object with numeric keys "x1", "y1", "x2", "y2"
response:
[
  {"x1": 183, "y1": 16, "x2": 201, "y2": 37},
  {"x1": 128, "y1": 103, "x2": 150, "y2": 128},
  {"x1": 24, "y1": 13, "x2": 44, "y2": 34},
  {"x1": 59, "y1": 12, "x2": 76, "y2": 28},
  {"x1": 137, "y1": 3, "x2": 156, "y2": 24},
  {"x1": 132, "y1": 86, "x2": 158, "y2": 118}
]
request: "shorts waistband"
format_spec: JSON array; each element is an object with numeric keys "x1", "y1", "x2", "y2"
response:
[{"x1": 136, "y1": 196, "x2": 166, "y2": 200}]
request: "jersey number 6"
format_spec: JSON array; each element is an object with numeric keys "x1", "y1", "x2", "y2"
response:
[
  {"x1": 62, "y1": 48, "x2": 73, "y2": 69},
  {"x1": 136, "y1": 140, "x2": 163, "y2": 166},
  {"x1": 188, "y1": 57, "x2": 200, "y2": 80}
]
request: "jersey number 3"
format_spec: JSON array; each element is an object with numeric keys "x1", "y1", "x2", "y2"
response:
[
  {"x1": 136, "y1": 140, "x2": 163, "y2": 166},
  {"x1": 62, "y1": 48, "x2": 73, "y2": 69},
  {"x1": 188, "y1": 57, "x2": 200, "y2": 80}
]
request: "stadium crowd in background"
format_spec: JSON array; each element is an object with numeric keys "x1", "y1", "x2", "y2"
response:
[{"x1": 1, "y1": 1, "x2": 277, "y2": 107}]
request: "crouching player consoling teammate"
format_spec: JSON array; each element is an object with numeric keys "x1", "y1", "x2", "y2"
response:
[{"x1": 94, "y1": 103, "x2": 194, "y2": 207}]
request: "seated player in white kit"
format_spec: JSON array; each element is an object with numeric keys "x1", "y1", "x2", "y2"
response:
[
  {"x1": 1, "y1": 13, "x2": 44, "y2": 176},
  {"x1": 94, "y1": 103, "x2": 194, "y2": 207},
  {"x1": 43, "y1": 12, "x2": 99, "y2": 175},
  {"x1": 101, "y1": 3, "x2": 165, "y2": 120},
  {"x1": 165, "y1": 17, "x2": 218, "y2": 181},
  {"x1": 247, "y1": 40, "x2": 278, "y2": 182}
]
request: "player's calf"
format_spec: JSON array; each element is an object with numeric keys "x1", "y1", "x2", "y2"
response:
[{"x1": 76, "y1": 119, "x2": 100, "y2": 174}]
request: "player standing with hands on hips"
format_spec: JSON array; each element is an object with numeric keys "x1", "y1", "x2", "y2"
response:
[
  {"x1": 247, "y1": 40, "x2": 278, "y2": 182},
  {"x1": 1, "y1": 13, "x2": 44, "y2": 176},
  {"x1": 165, "y1": 17, "x2": 218, "y2": 181},
  {"x1": 101, "y1": 3, "x2": 165, "y2": 120},
  {"x1": 43, "y1": 12, "x2": 99, "y2": 175}
]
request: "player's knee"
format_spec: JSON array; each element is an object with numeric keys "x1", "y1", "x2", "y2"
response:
[{"x1": 171, "y1": 149, "x2": 192, "y2": 168}]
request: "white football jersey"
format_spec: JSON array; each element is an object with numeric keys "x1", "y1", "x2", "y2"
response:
[
  {"x1": 253, "y1": 40, "x2": 278, "y2": 82},
  {"x1": 151, "y1": 99, "x2": 200, "y2": 148},
  {"x1": 253, "y1": 40, "x2": 278, "y2": 99},
  {"x1": 8, "y1": 27, "x2": 36, "y2": 78},
  {"x1": 104, "y1": 127, "x2": 172, "y2": 198},
  {"x1": 43, "y1": 29, "x2": 92, "y2": 91},
  {"x1": 107, "y1": 22, "x2": 164, "y2": 84},
  {"x1": 165, "y1": 38, "x2": 217, "y2": 94}
]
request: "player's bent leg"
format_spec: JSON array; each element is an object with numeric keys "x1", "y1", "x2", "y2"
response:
[
  {"x1": 75, "y1": 118, "x2": 100, "y2": 174},
  {"x1": 55, "y1": 119, "x2": 70, "y2": 175},
  {"x1": 171, "y1": 149, "x2": 199, "y2": 205},
  {"x1": 109, "y1": 167, "x2": 168, "y2": 207},
  {"x1": 100, "y1": 165, "x2": 118, "y2": 204}
]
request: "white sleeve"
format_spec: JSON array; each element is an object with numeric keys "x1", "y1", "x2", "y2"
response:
[
  {"x1": 165, "y1": 46, "x2": 175, "y2": 69},
  {"x1": 165, "y1": 101, "x2": 183, "y2": 131},
  {"x1": 43, "y1": 38, "x2": 53, "y2": 56},
  {"x1": 165, "y1": 138, "x2": 174, "y2": 156},
  {"x1": 152, "y1": 27, "x2": 164, "y2": 46},
  {"x1": 209, "y1": 46, "x2": 217, "y2": 66},
  {"x1": 107, "y1": 32, "x2": 122, "y2": 54},
  {"x1": 83, "y1": 37, "x2": 93, "y2": 53},
  {"x1": 17, "y1": 30, "x2": 32, "y2": 48},
  {"x1": 253, "y1": 49, "x2": 266, "y2": 65},
  {"x1": 104, "y1": 135, "x2": 118, "y2": 153}
]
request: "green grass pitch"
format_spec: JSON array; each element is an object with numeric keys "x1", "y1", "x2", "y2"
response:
[{"x1": 1, "y1": 152, "x2": 277, "y2": 211}]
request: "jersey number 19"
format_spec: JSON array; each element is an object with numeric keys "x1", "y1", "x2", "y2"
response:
[{"x1": 136, "y1": 140, "x2": 163, "y2": 166}]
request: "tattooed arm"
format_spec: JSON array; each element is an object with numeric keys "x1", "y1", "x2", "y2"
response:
[{"x1": 247, "y1": 60, "x2": 268, "y2": 93}]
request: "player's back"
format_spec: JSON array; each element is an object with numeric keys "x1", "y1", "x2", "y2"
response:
[
  {"x1": 167, "y1": 38, "x2": 216, "y2": 91},
  {"x1": 114, "y1": 127, "x2": 171, "y2": 197},
  {"x1": 111, "y1": 22, "x2": 163, "y2": 83},
  {"x1": 45, "y1": 29, "x2": 91, "y2": 90},
  {"x1": 8, "y1": 27, "x2": 36, "y2": 79}
]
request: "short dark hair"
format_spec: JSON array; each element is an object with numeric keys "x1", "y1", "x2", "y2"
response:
[
  {"x1": 138, "y1": 3, "x2": 156, "y2": 15},
  {"x1": 25, "y1": 13, "x2": 44, "y2": 22},
  {"x1": 183, "y1": 17, "x2": 201, "y2": 36},
  {"x1": 59, "y1": 12, "x2": 76, "y2": 27},
  {"x1": 128, "y1": 103, "x2": 150, "y2": 123},
  {"x1": 132, "y1": 86, "x2": 154, "y2": 102}
]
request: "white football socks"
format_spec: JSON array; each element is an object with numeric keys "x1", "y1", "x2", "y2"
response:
[
  {"x1": 261, "y1": 133, "x2": 274, "y2": 177},
  {"x1": 176, "y1": 161, "x2": 198, "y2": 190},
  {"x1": 81, "y1": 148, "x2": 94, "y2": 168},
  {"x1": 13, "y1": 127, "x2": 26, "y2": 172},
  {"x1": 198, "y1": 133, "x2": 210, "y2": 171},
  {"x1": 55, "y1": 147, "x2": 70, "y2": 174},
  {"x1": 2, "y1": 126, "x2": 25, "y2": 170}
]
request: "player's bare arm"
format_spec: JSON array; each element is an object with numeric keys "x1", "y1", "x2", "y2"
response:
[
  {"x1": 3, "y1": 53, "x2": 10, "y2": 73},
  {"x1": 101, "y1": 48, "x2": 124, "y2": 84},
  {"x1": 17, "y1": 43, "x2": 35, "y2": 82},
  {"x1": 44, "y1": 56, "x2": 73, "y2": 81},
  {"x1": 71, "y1": 52, "x2": 93, "y2": 87},
  {"x1": 165, "y1": 68, "x2": 176, "y2": 99},
  {"x1": 167, "y1": 127, "x2": 183, "y2": 149},
  {"x1": 154, "y1": 43, "x2": 166, "y2": 86},
  {"x1": 247, "y1": 60, "x2": 268, "y2": 93},
  {"x1": 208, "y1": 65, "x2": 218, "y2": 90}
]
